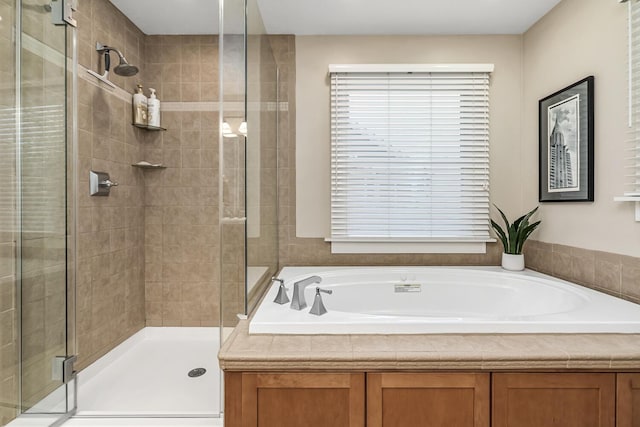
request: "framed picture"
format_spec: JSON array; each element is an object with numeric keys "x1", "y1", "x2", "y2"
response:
[{"x1": 539, "y1": 76, "x2": 594, "y2": 202}]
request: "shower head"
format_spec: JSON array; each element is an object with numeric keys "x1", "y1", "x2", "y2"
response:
[
  {"x1": 114, "y1": 59, "x2": 139, "y2": 77},
  {"x1": 96, "y1": 42, "x2": 139, "y2": 77}
]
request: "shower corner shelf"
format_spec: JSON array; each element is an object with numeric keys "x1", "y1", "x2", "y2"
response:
[
  {"x1": 132, "y1": 123, "x2": 166, "y2": 131},
  {"x1": 132, "y1": 162, "x2": 166, "y2": 170}
]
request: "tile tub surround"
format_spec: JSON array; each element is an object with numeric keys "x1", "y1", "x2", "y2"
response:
[
  {"x1": 219, "y1": 320, "x2": 640, "y2": 371},
  {"x1": 525, "y1": 240, "x2": 640, "y2": 304}
]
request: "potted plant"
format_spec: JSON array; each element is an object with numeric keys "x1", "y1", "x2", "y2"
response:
[{"x1": 491, "y1": 205, "x2": 541, "y2": 271}]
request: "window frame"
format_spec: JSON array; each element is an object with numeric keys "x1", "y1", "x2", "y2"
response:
[{"x1": 328, "y1": 64, "x2": 495, "y2": 254}]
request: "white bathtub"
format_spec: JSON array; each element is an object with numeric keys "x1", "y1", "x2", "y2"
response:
[{"x1": 249, "y1": 267, "x2": 640, "y2": 334}]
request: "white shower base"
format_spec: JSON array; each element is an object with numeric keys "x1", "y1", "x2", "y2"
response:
[{"x1": 77, "y1": 327, "x2": 221, "y2": 417}]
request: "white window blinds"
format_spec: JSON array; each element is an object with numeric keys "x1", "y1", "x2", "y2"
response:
[
  {"x1": 329, "y1": 64, "x2": 493, "y2": 253},
  {"x1": 628, "y1": 1, "x2": 640, "y2": 196},
  {"x1": 615, "y1": 2, "x2": 640, "y2": 221}
]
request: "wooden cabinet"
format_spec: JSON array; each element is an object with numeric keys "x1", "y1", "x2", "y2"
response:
[
  {"x1": 492, "y1": 373, "x2": 615, "y2": 427},
  {"x1": 367, "y1": 373, "x2": 489, "y2": 427},
  {"x1": 225, "y1": 372, "x2": 365, "y2": 427},
  {"x1": 226, "y1": 371, "x2": 636, "y2": 426},
  {"x1": 617, "y1": 373, "x2": 640, "y2": 427}
]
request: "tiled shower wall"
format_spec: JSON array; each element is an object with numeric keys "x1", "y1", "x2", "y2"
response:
[
  {"x1": 142, "y1": 35, "x2": 220, "y2": 327},
  {"x1": 75, "y1": 0, "x2": 223, "y2": 364},
  {"x1": 75, "y1": 0, "x2": 147, "y2": 371}
]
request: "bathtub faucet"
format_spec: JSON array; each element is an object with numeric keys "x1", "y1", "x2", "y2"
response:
[{"x1": 290, "y1": 275, "x2": 322, "y2": 310}]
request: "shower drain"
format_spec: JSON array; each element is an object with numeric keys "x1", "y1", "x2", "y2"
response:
[{"x1": 188, "y1": 368, "x2": 207, "y2": 378}]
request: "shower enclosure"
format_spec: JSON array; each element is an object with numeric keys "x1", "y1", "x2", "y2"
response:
[
  {"x1": 0, "y1": 0, "x2": 277, "y2": 424},
  {"x1": 220, "y1": 0, "x2": 280, "y2": 331},
  {"x1": 0, "y1": 0, "x2": 77, "y2": 425}
]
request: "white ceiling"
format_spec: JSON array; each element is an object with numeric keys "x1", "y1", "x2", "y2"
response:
[
  {"x1": 256, "y1": 0, "x2": 563, "y2": 35},
  {"x1": 109, "y1": 0, "x2": 219, "y2": 35},
  {"x1": 109, "y1": 0, "x2": 562, "y2": 36}
]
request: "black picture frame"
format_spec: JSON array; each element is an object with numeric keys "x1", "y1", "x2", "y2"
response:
[{"x1": 539, "y1": 76, "x2": 594, "y2": 202}]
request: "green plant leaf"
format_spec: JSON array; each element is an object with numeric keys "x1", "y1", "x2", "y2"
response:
[
  {"x1": 494, "y1": 204, "x2": 511, "y2": 231},
  {"x1": 491, "y1": 205, "x2": 541, "y2": 255},
  {"x1": 516, "y1": 220, "x2": 541, "y2": 253},
  {"x1": 491, "y1": 219, "x2": 508, "y2": 250}
]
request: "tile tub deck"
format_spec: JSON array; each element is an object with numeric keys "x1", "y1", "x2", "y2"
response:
[{"x1": 219, "y1": 320, "x2": 640, "y2": 371}]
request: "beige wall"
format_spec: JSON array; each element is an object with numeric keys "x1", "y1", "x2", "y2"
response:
[
  {"x1": 295, "y1": 35, "x2": 525, "y2": 238},
  {"x1": 277, "y1": 36, "x2": 503, "y2": 266},
  {"x1": 523, "y1": 0, "x2": 640, "y2": 257}
]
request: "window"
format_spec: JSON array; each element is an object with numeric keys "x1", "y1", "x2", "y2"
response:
[
  {"x1": 329, "y1": 64, "x2": 494, "y2": 253},
  {"x1": 628, "y1": 1, "x2": 640, "y2": 197},
  {"x1": 615, "y1": 1, "x2": 640, "y2": 220}
]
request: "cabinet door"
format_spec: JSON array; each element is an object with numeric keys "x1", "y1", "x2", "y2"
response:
[
  {"x1": 367, "y1": 372, "x2": 490, "y2": 427},
  {"x1": 617, "y1": 373, "x2": 640, "y2": 427},
  {"x1": 225, "y1": 372, "x2": 365, "y2": 427},
  {"x1": 492, "y1": 373, "x2": 615, "y2": 427}
]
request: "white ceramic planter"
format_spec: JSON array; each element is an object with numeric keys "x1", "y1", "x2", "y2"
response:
[{"x1": 502, "y1": 253, "x2": 525, "y2": 271}]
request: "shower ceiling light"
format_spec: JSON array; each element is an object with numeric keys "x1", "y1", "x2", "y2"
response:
[
  {"x1": 223, "y1": 120, "x2": 246, "y2": 138},
  {"x1": 222, "y1": 121, "x2": 236, "y2": 137}
]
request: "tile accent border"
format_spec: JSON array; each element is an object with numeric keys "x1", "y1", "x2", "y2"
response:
[{"x1": 525, "y1": 240, "x2": 640, "y2": 303}]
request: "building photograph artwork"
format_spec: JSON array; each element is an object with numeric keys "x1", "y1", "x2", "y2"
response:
[
  {"x1": 547, "y1": 95, "x2": 579, "y2": 193},
  {"x1": 539, "y1": 76, "x2": 594, "y2": 202}
]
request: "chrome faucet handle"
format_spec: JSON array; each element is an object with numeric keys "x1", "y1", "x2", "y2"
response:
[
  {"x1": 100, "y1": 179, "x2": 118, "y2": 188},
  {"x1": 309, "y1": 287, "x2": 332, "y2": 316},
  {"x1": 272, "y1": 277, "x2": 289, "y2": 305}
]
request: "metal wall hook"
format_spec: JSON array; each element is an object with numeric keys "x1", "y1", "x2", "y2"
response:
[{"x1": 309, "y1": 287, "x2": 332, "y2": 316}]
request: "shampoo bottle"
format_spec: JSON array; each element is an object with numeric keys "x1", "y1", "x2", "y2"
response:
[
  {"x1": 132, "y1": 84, "x2": 148, "y2": 126},
  {"x1": 147, "y1": 88, "x2": 161, "y2": 128}
]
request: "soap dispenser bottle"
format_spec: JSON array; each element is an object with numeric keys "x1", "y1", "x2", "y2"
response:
[
  {"x1": 147, "y1": 88, "x2": 161, "y2": 128},
  {"x1": 132, "y1": 84, "x2": 148, "y2": 126}
]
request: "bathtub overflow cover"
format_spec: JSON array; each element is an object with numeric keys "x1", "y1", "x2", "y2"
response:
[{"x1": 188, "y1": 368, "x2": 207, "y2": 378}]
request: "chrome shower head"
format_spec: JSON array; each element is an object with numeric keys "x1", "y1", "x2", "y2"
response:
[
  {"x1": 95, "y1": 42, "x2": 139, "y2": 77},
  {"x1": 114, "y1": 58, "x2": 139, "y2": 77}
]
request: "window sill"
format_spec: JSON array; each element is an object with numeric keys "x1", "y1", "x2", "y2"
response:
[{"x1": 327, "y1": 240, "x2": 493, "y2": 254}]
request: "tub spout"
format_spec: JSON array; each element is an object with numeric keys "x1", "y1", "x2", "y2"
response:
[{"x1": 290, "y1": 275, "x2": 322, "y2": 310}]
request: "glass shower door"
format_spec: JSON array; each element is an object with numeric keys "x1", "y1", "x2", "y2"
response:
[{"x1": 16, "y1": 0, "x2": 76, "y2": 423}]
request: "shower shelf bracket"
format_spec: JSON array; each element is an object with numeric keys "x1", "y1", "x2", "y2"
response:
[
  {"x1": 132, "y1": 123, "x2": 166, "y2": 131},
  {"x1": 614, "y1": 196, "x2": 640, "y2": 221},
  {"x1": 132, "y1": 162, "x2": 166, "y2": 169}
]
